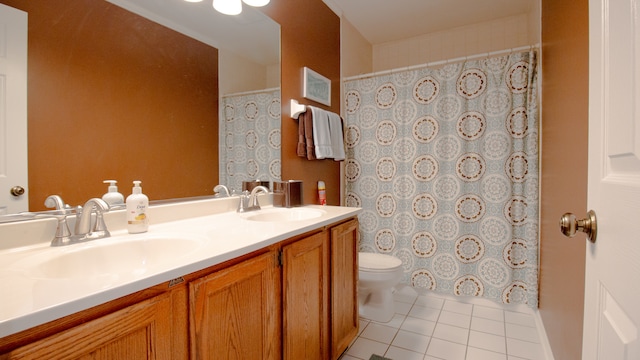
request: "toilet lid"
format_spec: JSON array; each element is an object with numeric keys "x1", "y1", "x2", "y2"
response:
[{"x1": 359, "y1": 252, "x2": 402, "y2": 271}]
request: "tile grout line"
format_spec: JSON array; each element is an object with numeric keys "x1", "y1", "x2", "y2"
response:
[
  {"x1": 459, "y1": 302, "x2": 471, "y2": 360},
  {"x1": 423, "y1": 294, "x2": 444, "y2": 358},
  {"x1": 503, "y1": 304, "x2": 510, "y2": 359},
  {"x1": 389, "y1": 293, "x2": 428, "y2": 357}
]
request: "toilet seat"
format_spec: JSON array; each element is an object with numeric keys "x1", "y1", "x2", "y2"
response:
[{"x1": 359, "y1": 252, "x2": 402, "y2": 272}]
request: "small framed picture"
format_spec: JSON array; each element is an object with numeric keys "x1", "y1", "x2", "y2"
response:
[{"x1": 303, "y1": 67, "x2": 331, "y2": 106}]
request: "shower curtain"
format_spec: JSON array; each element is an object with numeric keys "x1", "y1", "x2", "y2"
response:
[
  {"x1": 344, "y1": 51, "x2": 539, "y2": 306},
  {"x1": 220, "y1": 89, "x2": 281, "y2": 192}
]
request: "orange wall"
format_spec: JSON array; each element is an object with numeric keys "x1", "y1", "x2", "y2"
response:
[
  {"x1": 1, "y1": 0, "x2": 219, "y2": 211},
  {"x1": 263, "y1": 1, "x2": 342, "y2": 206},
  {"x1": 539, "y1": 0, "x2": 588, "y2": 358}
]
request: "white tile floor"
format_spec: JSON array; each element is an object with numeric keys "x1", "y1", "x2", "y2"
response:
[{"x1": 340, "y1": 285, "x2": 548, "y2": 360}]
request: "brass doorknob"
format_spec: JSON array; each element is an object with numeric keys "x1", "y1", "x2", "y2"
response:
[
  {"x1": 559, "y1": 210, "x2": 597, "y2": 243},
  {"x1": 10, "y1": 186, "x2": 25, "y2": 197}
]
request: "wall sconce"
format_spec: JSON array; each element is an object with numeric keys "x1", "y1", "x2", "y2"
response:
[{"x1": 186, "y1": 0, "x2": 269, "y2": 15}]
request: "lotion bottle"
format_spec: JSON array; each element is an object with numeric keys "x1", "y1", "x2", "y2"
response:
[
  {"x1": 126, "y1": 180, "x2": 149, "y2": 233},
  {"x1": 102, "y1": 180, "x2": 124, "y2": 206}
]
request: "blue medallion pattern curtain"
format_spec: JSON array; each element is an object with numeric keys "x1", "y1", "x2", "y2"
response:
[
  {"x1": 220, "y1": 89, "x2": 281, "y2": 192},
  {"x1": 344, "y1": 51, "x2": 539, "y2": 306}
]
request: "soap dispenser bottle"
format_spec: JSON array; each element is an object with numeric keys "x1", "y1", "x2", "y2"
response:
[
  {"x1": 102, "y1": 180, "x2": 124, "y2": 206},
  {"x1": 126, "y1": 180, "x2": 149, "y2": 234}
]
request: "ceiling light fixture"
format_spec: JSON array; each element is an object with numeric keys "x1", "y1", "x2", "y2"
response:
[
  {"x1": 213, "y1": 0, "x2": 242, "y2": 15},
  {"x1": 211, "y1": 0, "x2": 270, "y2": 15},
  {"x1": 241, "y1": 0, "x2": 270, "y2": 7}
]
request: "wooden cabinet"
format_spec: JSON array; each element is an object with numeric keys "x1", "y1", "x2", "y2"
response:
[
  {"x1": 281, "y1": 217, "x2": 359, "y2": 360},
  {"x1": 1, "y1": 216, "x2": 359, "y2": 360},
  {"x1": 330, "y1": 218, "x2": 359, "y2": 359},
  {"x1": 282, "y1": 230, "x2": 329, "y2": 360},
  {"x1": 2, "y1": 290, "x2": 187, "y2": 360},
  {"x1": 189, "y1": 251, "x2": 280, "y2": 360}
]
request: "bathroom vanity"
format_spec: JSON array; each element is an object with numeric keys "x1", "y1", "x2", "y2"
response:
[{"x1": 0, "y1": 197, "x2": 360, "y2": 359}]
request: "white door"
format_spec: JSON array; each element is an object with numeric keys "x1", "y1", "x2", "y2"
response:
[
  {"x1": 0, "y1": 4, "x2": 28, "y2": 215},
  {"x1": 583, "y1": 0, "x2": 640, "y2": 358}
]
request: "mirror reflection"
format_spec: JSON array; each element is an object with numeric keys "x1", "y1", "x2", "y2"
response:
[
  {"x1": 0, "y1": 0, "x2": 280, "y2": 214},
  {"x1": 219, "y1": 84, "x2": 281, "y2": 194},
  {"x1": 113, "y1": 0, "x2": 282, "y2": 195}
]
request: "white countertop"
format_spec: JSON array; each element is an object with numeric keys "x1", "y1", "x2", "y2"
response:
[{"x1": 0, "y1": 197, "x2": 360, "y2": 338}]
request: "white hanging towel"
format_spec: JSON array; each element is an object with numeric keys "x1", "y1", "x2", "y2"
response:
[
  {"x1": 327, "y1": 112, "x2": 345, "y2": 161},
  {"x1": 311, "y1": 106, "x2": 333, "y2": 159}
]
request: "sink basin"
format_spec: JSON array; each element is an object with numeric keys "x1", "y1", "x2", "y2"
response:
[
  {"x1": 15, "y1": 233, "x2": 207, "y2": 279},
  {"x1": 242, "y1": 207, "x2": 325, "y2": 222}
]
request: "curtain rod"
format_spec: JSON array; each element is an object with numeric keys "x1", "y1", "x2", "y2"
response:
[
  {"x1": 343, "y1": 44, "x2": 540, "y2": 82},
  {"x1": 221, "y1": 87, "x2": 280, "y2": 98}
]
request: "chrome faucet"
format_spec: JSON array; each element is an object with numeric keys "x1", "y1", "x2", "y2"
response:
[
  {"x1": 213, "y1": 184, "x2": 231, "y2": 198},
  {"x1": 74, "y1": 198, "x2": 110, "y2": 239},
  {"x1": 248, "y1": 186, "x2": 269, "y2": 209},
  {"x1": 237, "y1": 185, "x2": 269, "y2": 213},
  {"x1": 51, "y1": 198, "x2": 110, "y2": 246},
  {"x1": 43, "y1": 195, "x2": 73, "y2": 246},
  {"x1": 44, "y1": 195, "x2": 69, "y2": 211}
]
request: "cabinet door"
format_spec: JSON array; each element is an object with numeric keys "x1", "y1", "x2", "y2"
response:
[
  {"x1": 282, "y1": 231, "x2": 329, "y2": 360},
  {"x1": 189, "y1": 251, "x2": 280, "y2": 360},
  {"x1": 330, "y1": 218, "x2": 359, "y2": 359},
  {"x1": 2, "y1": 291, "x2": 184, "y2": 360}
]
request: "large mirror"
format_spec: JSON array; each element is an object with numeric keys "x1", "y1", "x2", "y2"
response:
[
  {"x1": 111, "y1": 0, "x2": 282, "y2": 195},
  {"x1": 0, "y1": 0, "x2": 280, "y2": 213}
]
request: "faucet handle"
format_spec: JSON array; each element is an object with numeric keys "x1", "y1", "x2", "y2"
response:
[
  {"x1": 74, "y1": 205, "x2": 83, "y2": 235},
  {"x1": 92, "y1": 210, "x2": 110, "y2": 237},
  {"x1": 48, "y1": 213, "x2": 72, "y2": 247},
  {"x1": 237, "y1": 190, "x2": 250, "y2": 213}
]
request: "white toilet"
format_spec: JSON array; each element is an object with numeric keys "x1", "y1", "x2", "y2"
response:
[{"x1": 358, "y1": 252, "x2": 403, "y2": 323}]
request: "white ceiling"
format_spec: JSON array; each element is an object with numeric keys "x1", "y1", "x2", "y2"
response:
[
  {"x1": 107, "y1": 0, "x2": 536, "y2": 65},
  {"x1": 323, "y1": 0, "x2": 537, "y2": 44},
  {"x1": 107, "y1": 0, "x2": 280, "y2": 65}
]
